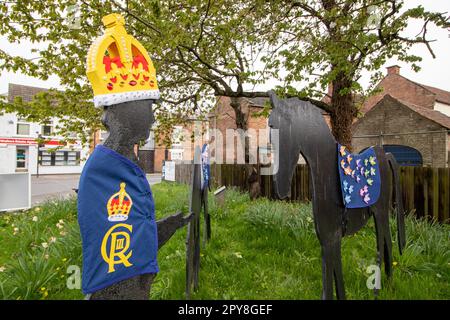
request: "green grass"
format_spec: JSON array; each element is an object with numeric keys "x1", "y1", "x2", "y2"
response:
[{"x1": 0, "y1": 181, "x2": 448, "y2": 300}]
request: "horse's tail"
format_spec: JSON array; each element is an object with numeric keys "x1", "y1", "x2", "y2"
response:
[{"x1": 386, "y1": 152, "x2": 406, "y2": 254}]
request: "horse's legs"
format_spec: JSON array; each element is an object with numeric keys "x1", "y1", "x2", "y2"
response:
[
  {"x1": 321, "y1": 238, "x2": 346, "y2": 300},
  {"x1": 372, "y1": 205, "x2": 393, "y2": 278},
  {"x1": 321, "y1": 243, "x2": 334, "y2": 300},
  {"x1": 333, "y1": 241, "x2": 346, "y2": 300}
]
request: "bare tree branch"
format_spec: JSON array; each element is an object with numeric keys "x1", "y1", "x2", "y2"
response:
[{"x1": 216, "y1": 90, "x2": 334, "y2": 114}]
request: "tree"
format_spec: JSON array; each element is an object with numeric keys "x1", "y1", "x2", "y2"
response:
[
  {"x1": 0, "y1": 0, "x2": 275, "y2": 147},
  {"x1": 3, "y1": 1, "x2": 447, "y2": 150},
  {"x1": 258, "y1": 0, "x2": 449, "y2": 147}
]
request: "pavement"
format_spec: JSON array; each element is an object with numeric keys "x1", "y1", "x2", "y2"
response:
[{"x1": 31, "y1": 173, "x2": 162, "y2": 205}]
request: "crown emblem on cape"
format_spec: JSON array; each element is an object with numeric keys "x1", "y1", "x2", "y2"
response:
[
  {"x1": 107, "y1": 182, "x2": 133, "y2": 222},
  {"x1": 86, "y1": 13, "x2": 160, "y2": 107}
]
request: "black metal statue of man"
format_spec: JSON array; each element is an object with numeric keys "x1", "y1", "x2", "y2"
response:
[{"x1": 79, "y1": 13, "x2": 190, "y2": 300}]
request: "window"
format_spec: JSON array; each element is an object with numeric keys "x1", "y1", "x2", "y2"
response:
[
  {"x1": 41, "y1": 121, "x2": 53, "y2": 136},
  {"x1": 16, "y1": 119, "x2": 30, "y2": 135},
  {"x1": 40, "y1": 151, "x2": 53, "y2": 166},
  {"x1": 54, "y1": 151, "x2": 65, "y2": 166},
  {"x1": 39, "y1": 150, "x2": 81, "y2": 166},
  {"x1": 170, "y1": 149, "x2": 184, "y2": 161},
  {"x1": 67, "y1": 151, "x2": 80, "y2": 165}
]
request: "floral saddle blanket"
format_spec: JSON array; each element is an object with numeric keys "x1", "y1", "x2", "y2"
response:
[{"x1": 337, "y1": 145, "x2": 381, "y2": 208}]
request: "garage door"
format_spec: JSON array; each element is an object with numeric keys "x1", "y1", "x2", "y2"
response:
[{"x1": 383, "y1": 145, "x2": 423, "y2": 166}]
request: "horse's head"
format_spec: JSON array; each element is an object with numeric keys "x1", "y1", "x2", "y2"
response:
[
  {"x1": 268, "y1": 90, "x2": 337, "y2": 200},
  {"x1": 268, "y1": 91, "x2": 299, "y2": 199}
]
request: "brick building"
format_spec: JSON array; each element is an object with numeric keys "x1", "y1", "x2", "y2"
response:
[
  {"x1": 92, "y1": 118, "x2": 209, "y2": 173},
  {"x1": 210, "y1": 96, "x2": 331, "y2": 164},
  {"x1": 208, "y1": 96, "x2": 272, "y2": 164},
  {"x1": 211, "y1": 66, "x2": 450, "y2": 167},
  {"x1": 153, "y1": 119, "x2": 209, "y2": 172},
  {"x1": 353, "y1": 66, "x2": 450, "y2": 167}
]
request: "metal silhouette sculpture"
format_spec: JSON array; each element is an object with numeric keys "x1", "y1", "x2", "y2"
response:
[
  {"x1": 88, "y1": 100, "x2": 192, "y2": 300},
  {"x1": 185, "y1": 145, "x2": 211, "y2": 298},
  {"x1": 82, "y1": 13, "x2": 194, "y2": 300},
  {"x1": 268, "y1": 91, "x2": 406, "y2": 300},
  {"x1": 186, "y1": 148, "x2": 201, "y2": 299}
]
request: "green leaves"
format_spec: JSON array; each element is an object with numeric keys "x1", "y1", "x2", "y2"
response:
[
  {"x1": 258, "y1": 0, "x2": 448, "y2": 145},
  {"x1": 0, "y1": 0, "x2": 448, "y2": 147}
]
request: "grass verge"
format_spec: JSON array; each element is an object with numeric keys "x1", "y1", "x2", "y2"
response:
[{"x1": 0, "y1": 182, "x2": 448, "y2": 299}]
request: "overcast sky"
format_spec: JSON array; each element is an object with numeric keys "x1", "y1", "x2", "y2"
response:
[{"x1": 1, "y1": 0, "x2": 449, "y2": 95}]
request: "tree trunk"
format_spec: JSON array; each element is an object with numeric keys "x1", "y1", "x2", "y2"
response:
[
  {"x1": 230, "y1": 97, "x2": 247, "y2": 131},
  {"x1": 229, "y1": 96, "x2": 260, "y2": 198},
  {"x1": 230, "y1": 97, "x2": 250, "y2": 163},
  {"x1": 329, "y1": 74, "x2": 355, "y2": 149}
]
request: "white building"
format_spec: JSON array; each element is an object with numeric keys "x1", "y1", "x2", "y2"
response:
[{"x1": 0, "y1": 83, "x2": 89, "y2": 175}]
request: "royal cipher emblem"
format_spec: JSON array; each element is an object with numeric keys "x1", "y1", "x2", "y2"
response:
[{"x1": 101, "y1": 182, "x2": 134, "y2": 273}]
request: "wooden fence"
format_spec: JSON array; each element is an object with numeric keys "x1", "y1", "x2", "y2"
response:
[
  {"x1": 399, "y1": 167, "x2": 449, "y2": 223},
  {"x1": 174, "y1": 163, "x2": 449, "y2": 223}
]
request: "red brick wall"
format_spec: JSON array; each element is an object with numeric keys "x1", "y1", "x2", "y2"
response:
[
  {"x1": 152, "y1": 120, "x2": 208, "y2": 172},
  {"x1": 209, "y1": 96, "x2": 269, "y2": 163},
  {"x1": 210, "y1": 96, "x2": 321, "y2": 164},
  {"x1": 154, "y1": 147, "x2": 168, "y2": 172},
  {"x1": 362, "y1": 74, "x2": 436, "y2": 113}
]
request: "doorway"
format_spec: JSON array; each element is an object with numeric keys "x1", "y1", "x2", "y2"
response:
[
  {"x1": 137, "y1": 149, "x2": 155, "y2": 173},
  {"x1": 16, "y1": 146, "x2": 28, "y2": 172}
]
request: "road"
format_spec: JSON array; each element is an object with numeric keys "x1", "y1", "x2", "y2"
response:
[{"x1": 31, "y1": 173, "x2": 162, "y2": 205}]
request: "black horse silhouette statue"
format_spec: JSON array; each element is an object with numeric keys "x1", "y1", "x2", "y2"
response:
[{"x1": 268, "y1": 91, "x2": 406, "y2": 300}]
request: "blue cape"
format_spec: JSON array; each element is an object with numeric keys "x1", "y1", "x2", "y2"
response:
[
  {"x1": 337, "y1": 144, "x2": 381, "y2": 209},
  {"x1": 77, "y1": 145, "x2": 158, "y2": 294}
]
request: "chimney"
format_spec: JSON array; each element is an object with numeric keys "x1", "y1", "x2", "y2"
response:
[{"x1": 387, "y1": 65, "x2": 401, "y2": 75}]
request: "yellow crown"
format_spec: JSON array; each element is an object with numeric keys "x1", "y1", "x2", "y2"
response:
[
  {"x1": 107, "y1": 182, "x2": 133, "y2": 222},
  {"x1": 86, "y1": 13, "x2": 160, "y2": 107}
]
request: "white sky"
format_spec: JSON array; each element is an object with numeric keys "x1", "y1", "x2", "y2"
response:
[{"x1": 1, "y1": 0, "x2": 449, "y2": 95}]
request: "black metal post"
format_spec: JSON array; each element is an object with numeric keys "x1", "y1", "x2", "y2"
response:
[{"x1": 36, "y1": 133, "x2": 42, "y2": 178}]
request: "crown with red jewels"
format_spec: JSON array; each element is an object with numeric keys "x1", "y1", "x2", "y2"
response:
[
  {"x1": 86, "y1": 13, "x2": 159, "y2": 107},
  {"x1": 107, "y1": 182, "x2": 133, "y2": 222}
]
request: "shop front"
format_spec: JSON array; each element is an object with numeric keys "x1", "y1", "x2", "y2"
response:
[{"x1": 0, "y1": 137, "x2": 86, "y2": 175}]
